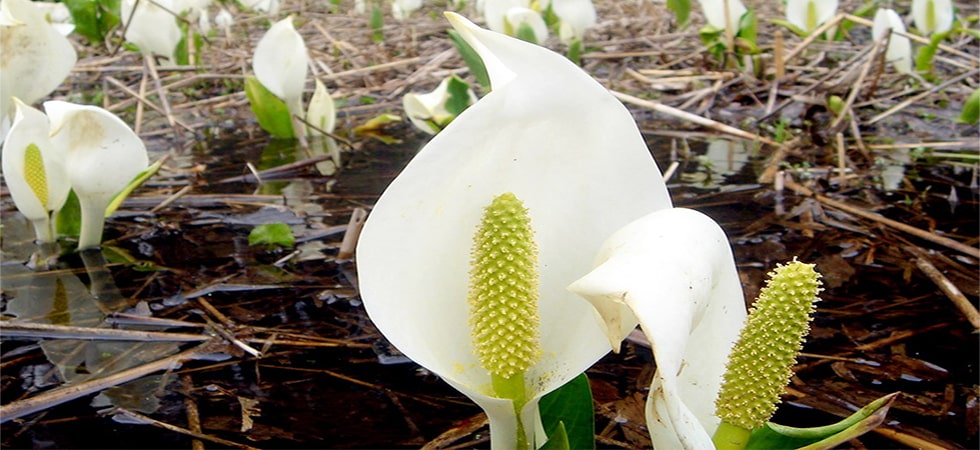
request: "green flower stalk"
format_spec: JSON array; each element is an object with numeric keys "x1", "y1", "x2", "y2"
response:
[
  {"x1": 713, "y1": 259, "x2": 822, "y2": 450},
  {"x1": 469, "y1": 192, "x2": 541, "y2": 450}
]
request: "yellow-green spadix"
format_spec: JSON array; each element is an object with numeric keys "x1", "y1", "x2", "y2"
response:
[
  {"x1": 356, "y1": 12, "x2": 670, "y2": 449},
  {"x1": 1, "y1": 99, "x2": 71, "y2": 243}
]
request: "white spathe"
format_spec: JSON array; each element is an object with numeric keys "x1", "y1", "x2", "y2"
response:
[
  {"x1": 1, "y1": 99, "x2": 71, "y2": 242},
  {"x1": 785, "y1": 0, "x2": 838, "y2": 33},
  {"x1": 568, "y1": 208, "x2": 747, "y2": 450},
  {"x1": 697, "y1": 0, "x2": 747, "y2": 33},
  {"x1": 912, "y1": 0, "x2": 954, "y2": 36},
  {"x1": 0, "y1": 0, "x2": 77, "y2": 140},
  {"x1": 872, "y1": 8, "x2": 913, "y2": 75},
  {"x1": 356, "y1": 12, "x2": 671, "y2": 449},
  {"x1": 253, "y1": 16, "x2": 309, "y2": 125},
  {"x1": 46, "y1": 101, "x2": 149, "y2": 249},
  {"x1": 121, "y1": 0, "x2": 182, "y2": 64},
  {"x1": 402, "y1": 76, "x2": 477, "y2": 135},
  {"x1": 482, "y1": 0, "x2": 528, "y2": 35},
  {"x1": 552, "y1": 0, "x2": 597, "y2": 44},
  {"x1": 306, "y1": 79, "x2": 336, "y2": 135},
  {"x1": 505, "y1": 6, "x2": 549, "y2": 43},
  {"x1": 391, "y1": 0, "x2": 422, "y2": 20}
]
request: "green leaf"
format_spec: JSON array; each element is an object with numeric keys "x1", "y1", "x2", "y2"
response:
[
  {"x1": 245, "y1": 75, "x2": 296, "y2": 139},
  {"x1": 55, "y1": 190, "x2": 81, "y2": 239},
  {"x1": 958, "y1": 88, "x2": 980, "y2": 124},
  {"x1": 744, "y1": 392, "x2": 899, "y2": 450},
  {"x1": 106, "y1": 158, "x2": 165, "y2": 216},
  {"x1": 444, "y1": 75, "x2": 473, "y2": 117},
  {"x1": 248, "y1": 223, "x2": 296, "y2": 248},
  {"x1": 538, "y1": 421, "x2": 570, "y2": 450},
  {"x1": 539, "y1": 373, "x2": 594, "y2": 450},
  {"x1": 738, "y1": 8, "x2": 758, "y2": 50},
  {"x1": 63, "y1": 0, "x2": 120, "y2": 45},
  {"x1": 769, "y1": 18, "x2": 808, "y2": 37},
  {"x1": 915, "y1": 32, "x2": 947, "y2": 75},
  {"x1": 666, "y1": 0, "x2": 691, "y2": 28},
  {"x1": 449, "y1": 29, "x2": 491, "y2": 90},
  {"x1": 370, "y1": 5, "x2": 384, "y2": 43},
  {"x1": 515, "y1": 22, "x2": 538, "y2": 43},
  {"x1": 566, "y1": 39, "x2": 583, "y2": 66}
]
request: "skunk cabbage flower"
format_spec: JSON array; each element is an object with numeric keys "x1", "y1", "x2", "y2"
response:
[
  {"x1": 47, "y1": 101, "x2": 149, "y2": 249},
  {"x1": 30, "y1": 1, "x2": 75, "y2": 35},
  {"x1": 1, "y1": 99, "x2": 71, "y2": 243},
  {"x1": 505, "y1": 7, "x2": 549, "y2": 43},
  {"x1": 696, "y1": 0, "x2": 747, "y2": 33},
  {"x1": 568, "y1": 208, "x2": 746, "y2": 450},
  {"x1": 306, "y1": 79, "x2": 336, "y2": 135},
  {"x1": 391, "y1": 0, "x2": 422, "y2": 20},
  {"x1": 785, "y1": 0, "x2": 838, "y2": 33},
  {"x1": 121, "y1": 0, "x2": 182, "y2": 64},
  {"x1": 253, "y1": 16, "x2": 308, "y2": 119},
  {"x1": 357, "y1": 13, "x2": 670, "y2": 449},
  {"x1": 214, "y1": 8, "x2": 234, "y2": 35},
  {"x1": 0, "y1": 0, "x2": 77, "y2": 138},
  {"x1": 402, "y1": 75, "x2": 477, "y2": 135},
  {"x1": 872, "y1": 8, "x2": 912, "y2": 74},
  {"x1": 912, "y1": 0, "x2": 954, "y2": 36},
  {"x1": 552, "y1": 0, "x2": 597, "y2": 44}
]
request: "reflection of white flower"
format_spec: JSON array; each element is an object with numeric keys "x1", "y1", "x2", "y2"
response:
[
  {"x1": 357, "y1": 13, "x2": 671, "y2": 449},
  {"x1": 0, "y1": 0, "x2": 77, "y2": 139},
  {"x1": 121, "y1": 0, "x2": 182, "y2": 63},
  {"x1": 872, "y1": 8, "x2": 912, "y2": 74},
  {"x1": 912, "y1": 0, "x2": 954, "y2": 36},
  {"x1": 785, "y1": 0, "x2": 838, "y2": 33},
  {"x1": 569, "y1": 208, "x2": 746, "y2": 450}
]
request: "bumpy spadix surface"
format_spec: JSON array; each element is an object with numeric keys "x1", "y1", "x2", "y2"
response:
[
  {"x1": 715, "y1": 260, "x2": 822, "y2": 430},
  {"x1": 469, "y1": 193, "x2": 540, "y2": 379}
]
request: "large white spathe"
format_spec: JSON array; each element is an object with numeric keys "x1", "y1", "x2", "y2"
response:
[
  {"x1": 1, "y1": 99, "x2": 71, "y2": 243},
  {"x1": 0, "y1": 0, "x2": 77, "y2": 139},
  {"x1": 356, "y1": 13, "x2": 670, "y2": 449},
  {"x1": 912, "y1": 0, "x2": 954, "y2": 36},
  {"x1": 46, "y1": 101, "x2": 149, "y2": 249},
  {"x1": 568, "y1": 208, "x2": 747, "y2": 450},
  {"x1": 872, "y1": 8, "x2": 913, "y2": 75},
  {"x1": 785, "y1": 0, "x2": 839, "y2": 33}
]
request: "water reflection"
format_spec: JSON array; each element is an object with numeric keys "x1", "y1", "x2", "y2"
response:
[{"x1": 1, "y1": 216, "x2": 180, "y2": 415}]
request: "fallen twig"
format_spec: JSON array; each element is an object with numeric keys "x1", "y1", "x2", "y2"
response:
[
  {"x1": 905, "y1": 246, "x2": 980, "y2": 330},
  {"x1": 0, "y1": 346, "x2": 209, "y2": 423}
]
